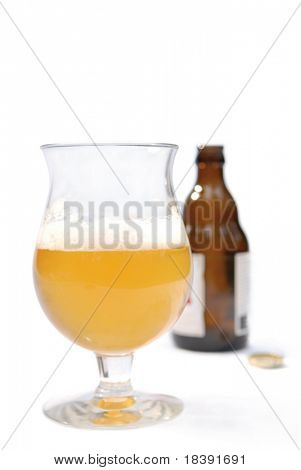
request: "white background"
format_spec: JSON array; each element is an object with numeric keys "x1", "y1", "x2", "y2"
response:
[{"x1": 0, "y1": 0, "x2": 300, "y2": 468}]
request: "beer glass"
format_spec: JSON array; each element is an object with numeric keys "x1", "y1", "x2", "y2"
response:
[{"x1": 33, "y1": 143, "x2": 191, "y2": 429}]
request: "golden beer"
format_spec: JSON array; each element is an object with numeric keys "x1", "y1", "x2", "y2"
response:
[{"x1": 34, "y1": 246, "x2": 190, "y2": 354}]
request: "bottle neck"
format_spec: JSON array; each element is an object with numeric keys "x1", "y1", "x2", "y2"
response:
[{"x1": 196, "y1": 161, "x2": 225, "y2": 187}]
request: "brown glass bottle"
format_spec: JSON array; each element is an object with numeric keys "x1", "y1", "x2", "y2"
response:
[{"x1": 173, "y1": 146, "x2": 249, "y2": 351}]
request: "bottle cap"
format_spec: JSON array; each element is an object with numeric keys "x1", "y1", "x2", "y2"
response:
[
  {"x1": 248, "y1": 352, "x2": 284, "y2": 369},
  {"x1": 197, "y1": 145, "x2": 225, "y2": 163}
]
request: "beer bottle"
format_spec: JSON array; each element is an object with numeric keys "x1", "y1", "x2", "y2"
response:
[{"x1": 173, "y1": 146, "x2": 249, "y2": 351}]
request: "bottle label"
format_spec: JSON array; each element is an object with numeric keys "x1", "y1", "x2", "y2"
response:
[
  {"x1": 173, "y1": 253, "x2": 206, "y2": 337},
  {"x1": 173, "y1": 252, "x2": 249, "y2": 338},
  {"x1": 234, "y1": 252, "x2": 249, "y2": 336}
]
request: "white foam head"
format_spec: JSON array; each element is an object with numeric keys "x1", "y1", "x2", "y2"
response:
[{"x1": 37, "y1": 199, "x2": 187, "y2": 250}]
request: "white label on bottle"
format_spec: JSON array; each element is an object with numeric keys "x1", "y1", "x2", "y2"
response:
[
  {"x1": 234, "y1": 252, "x2": 249, "y2": 336},
  {"x1": 173, "y1": 253, "x2": 206, "y2": 337}
]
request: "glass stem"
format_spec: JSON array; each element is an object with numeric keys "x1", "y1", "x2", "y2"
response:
[{"x1": 95, "y1": 353, "x2": 134, "y2": 399}]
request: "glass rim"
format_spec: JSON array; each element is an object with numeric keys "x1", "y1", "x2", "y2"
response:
[{"x1": 41, "y1": 142, "x2": 179, "y2": 150}]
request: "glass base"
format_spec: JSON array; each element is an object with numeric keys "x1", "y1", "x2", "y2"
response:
[{"x1": 44, "y1": 392, "x2": 183, "y2": 429}]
